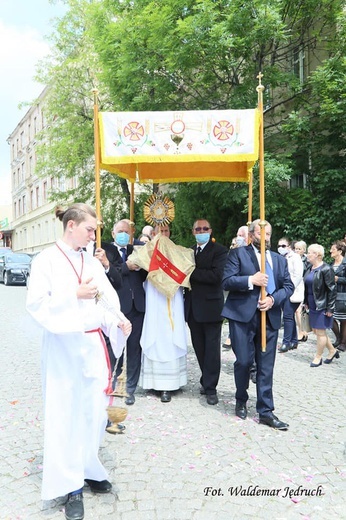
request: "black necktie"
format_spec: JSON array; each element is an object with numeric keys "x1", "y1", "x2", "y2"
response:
[
  {"x1": 120, "y1": 247, "x2": 127, "y2": 263},
  {"x1": 196, "y1": 246, "x2": 202, "y2": 256}
]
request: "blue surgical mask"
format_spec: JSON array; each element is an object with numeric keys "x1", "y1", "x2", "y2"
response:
[
  {"x1": 115, "y1": 232, "x2": 130, "y2": 247},
  {"x1": 195, "y1": 233, "x2": 210, "y2": 245}
]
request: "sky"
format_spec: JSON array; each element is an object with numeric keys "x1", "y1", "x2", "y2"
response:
[{"x1": 0, "y1": 0, "x2": 67, "y2": 205}]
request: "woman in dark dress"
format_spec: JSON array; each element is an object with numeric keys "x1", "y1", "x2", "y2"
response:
[
  {"x1": 304, "y1": 244, "x2": 338, "y2": 367},
  {"x1": 330, "y1": 240, "x2": 346, "y2": 351}
]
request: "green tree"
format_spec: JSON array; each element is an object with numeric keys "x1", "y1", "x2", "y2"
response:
[
  {"x1": 34, "y1": 0, "x2": 135, "y2": 227},
  {"x1": 32, "y1": 0, "x2": 346, "y2": 246}
]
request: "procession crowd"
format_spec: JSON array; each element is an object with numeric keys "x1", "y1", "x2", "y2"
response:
[{"x1": 25, "y1": 203, "x2": 346, "y2": 520}]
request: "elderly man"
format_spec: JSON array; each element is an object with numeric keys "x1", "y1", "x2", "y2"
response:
[
  {"x1": 102, "y1": 219, "x2": 147, "y2": 405},
  {"x1": 222, "y1": 219, "x2": 294, "y2": 430},
  {"x1": 184, "y1": 218, "x2": 228, "y2": 405}
]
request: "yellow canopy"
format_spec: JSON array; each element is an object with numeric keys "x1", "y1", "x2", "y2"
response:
[{"x1": 98, "y1": 109, "x2": 260, "y2": 183}]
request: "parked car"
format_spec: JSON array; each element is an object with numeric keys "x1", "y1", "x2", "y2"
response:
[
  {"x1": 0, "y1": 252, "x2": 32, "y2": 286},
  {"x1": 24, "y1": 252, "x2": 40, "y2": 287}
]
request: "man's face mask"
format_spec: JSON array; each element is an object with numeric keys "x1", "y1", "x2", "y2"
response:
[{"x1": 115, "y1": 232, "x2": 130, "y2": 247}]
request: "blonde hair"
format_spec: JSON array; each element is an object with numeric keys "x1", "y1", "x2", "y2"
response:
[
  {"x1": 308, "y1": 243, "x2": 324, "y2": 259},
  {"x1": 295, "y1": 240, "x2": 307, "y2": 253}
]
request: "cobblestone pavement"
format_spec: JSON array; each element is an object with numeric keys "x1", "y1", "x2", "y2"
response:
[{"x1": 0, "y1": 284, "x2": 345, "y2": 520}]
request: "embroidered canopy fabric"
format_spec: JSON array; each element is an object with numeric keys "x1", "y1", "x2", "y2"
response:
[
  {"x1": 128, "y1": 235, "x2": 195, "y2": 299},
  {"x1": 98, "y1": 109, "x2": 259, "y2": 183}
]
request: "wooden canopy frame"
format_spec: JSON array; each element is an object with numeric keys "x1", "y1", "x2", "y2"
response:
[{"x1": 93, "y1": 74, "x2": 268, "y2": 349}]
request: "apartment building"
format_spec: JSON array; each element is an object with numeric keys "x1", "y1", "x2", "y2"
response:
[{"x1": 7, "y1": 87, "x2": 76, "y2": 253}]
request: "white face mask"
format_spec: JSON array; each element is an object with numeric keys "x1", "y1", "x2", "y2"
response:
[{"x1": 278, "y1": 246, "x2": 288, "y2": 256}]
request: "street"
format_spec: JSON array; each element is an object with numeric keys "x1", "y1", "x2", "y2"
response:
[{"x1": 0, "y1": 283, "x2": 345, "y2": 519}]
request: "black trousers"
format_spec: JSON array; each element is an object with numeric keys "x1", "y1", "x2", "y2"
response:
[
  {"x1": 115, "y1": 307, "x2": 144, "y2": 394},
  {"x1": 187, "y1": 314, "x2": 222, "y2": 395}
]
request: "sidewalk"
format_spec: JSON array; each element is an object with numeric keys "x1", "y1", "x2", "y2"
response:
[{"x1": 0, "y1": 292, "x2": 345, "y2": 519}]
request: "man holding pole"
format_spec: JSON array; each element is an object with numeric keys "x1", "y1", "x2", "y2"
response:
[{"x1": 221, "y1": 219, "x2": 294, "y2": 430}]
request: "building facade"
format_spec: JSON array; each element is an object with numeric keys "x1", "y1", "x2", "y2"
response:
[{"x1": 7, "y1": 88, "x2": 76, "y2": 253}]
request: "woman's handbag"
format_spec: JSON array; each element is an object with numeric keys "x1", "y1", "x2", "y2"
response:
[
  {"x1": 301, "y1": 308, "x2": 312, "y2": 333},
  {"x1": 335, "y1": 293, "x2": 346, "y2": 314}
]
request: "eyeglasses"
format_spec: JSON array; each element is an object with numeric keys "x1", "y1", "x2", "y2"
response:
[
  {"x1": 278, "y1": 244, "x2": 288, "y2": 248},
  {"x1": 194, "y1": 227, "x2": 211, "y2": 232}
]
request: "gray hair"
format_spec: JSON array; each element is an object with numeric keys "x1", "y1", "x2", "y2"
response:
[{"x1": 248, "y1": 219, "x2": 271, "y2": 234}]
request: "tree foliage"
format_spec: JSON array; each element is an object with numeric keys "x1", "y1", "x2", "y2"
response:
[{"x1": 33, "y1": 0, "x2": 346, "y2": 247}]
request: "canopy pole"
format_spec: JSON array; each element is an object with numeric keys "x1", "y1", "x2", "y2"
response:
[
  {"x1": 247, "y1": 169, "x2": 253, "y2": 242},
  {"x1": 93, "y1": 88, "x2": 102, "y2": 248},
  {"x1": 129, "y1": 181, "x2": 135, "y2": 244},
  {"x1": 256, "y1": 72, "x2": 266, "y2": 352}
]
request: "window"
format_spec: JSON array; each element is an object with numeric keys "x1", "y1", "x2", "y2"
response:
[
  {"x1": 43, "y1": 181, "x2": 47, "y2": 203},
  {"x1": 290, "y1": 174, "x2": 307, "y2": 189},
  {"x1": 30, "y1": 190, "x2": 34, "y2": 210},
  {"x1": 36, "y1": 186, "x2": 40, "y2": 208},
  {"x1": 23, "y1": 195, "x2": 26, "y2": 214},
  {"x1": 293, "y1": 46, "x2": 305, "y2": 85}
]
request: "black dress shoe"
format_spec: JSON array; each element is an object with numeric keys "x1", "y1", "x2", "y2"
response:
[
  {"x1": 161, "y1": 391, "x2": 171, "y2": 403},
  {"x1": 278, "y1": 343, "x2": 292, "y2": 353},
  {"x1": 65, "y1": 492, "x2": 84, "y2": 520},
  {"x1": 206, "y1": 394, "x2": 219, "y2": 405},
  {"x1": 199, "y1": 386, "x2": 206, "y2": 395},
  {"x1": 235, "y1": 401, "x2": 247, "y2": 420},
  {"x1": 125, "y1": 394, "x2": 135, "y2": 405},
  {"x1": 84, "y1": 479, "x2": 112, "y2": 493},
  {"x1": 259, "y1": 414, "x2": 289, "y2": 430}
]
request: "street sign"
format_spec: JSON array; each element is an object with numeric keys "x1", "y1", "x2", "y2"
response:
[{"x1": 0, "y1": 218, "x2": 9, "y2": 229}]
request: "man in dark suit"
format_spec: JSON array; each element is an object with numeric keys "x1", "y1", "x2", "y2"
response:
[
  {"x1": 222, "y1": 219, "x2": 294, "y2": 430},
  {"x1": 184, "y1": 218, "x2": 228, "y2": 405},
  {"x1": 102, "y1": 219, "x2": 147, "y2": 406}
]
